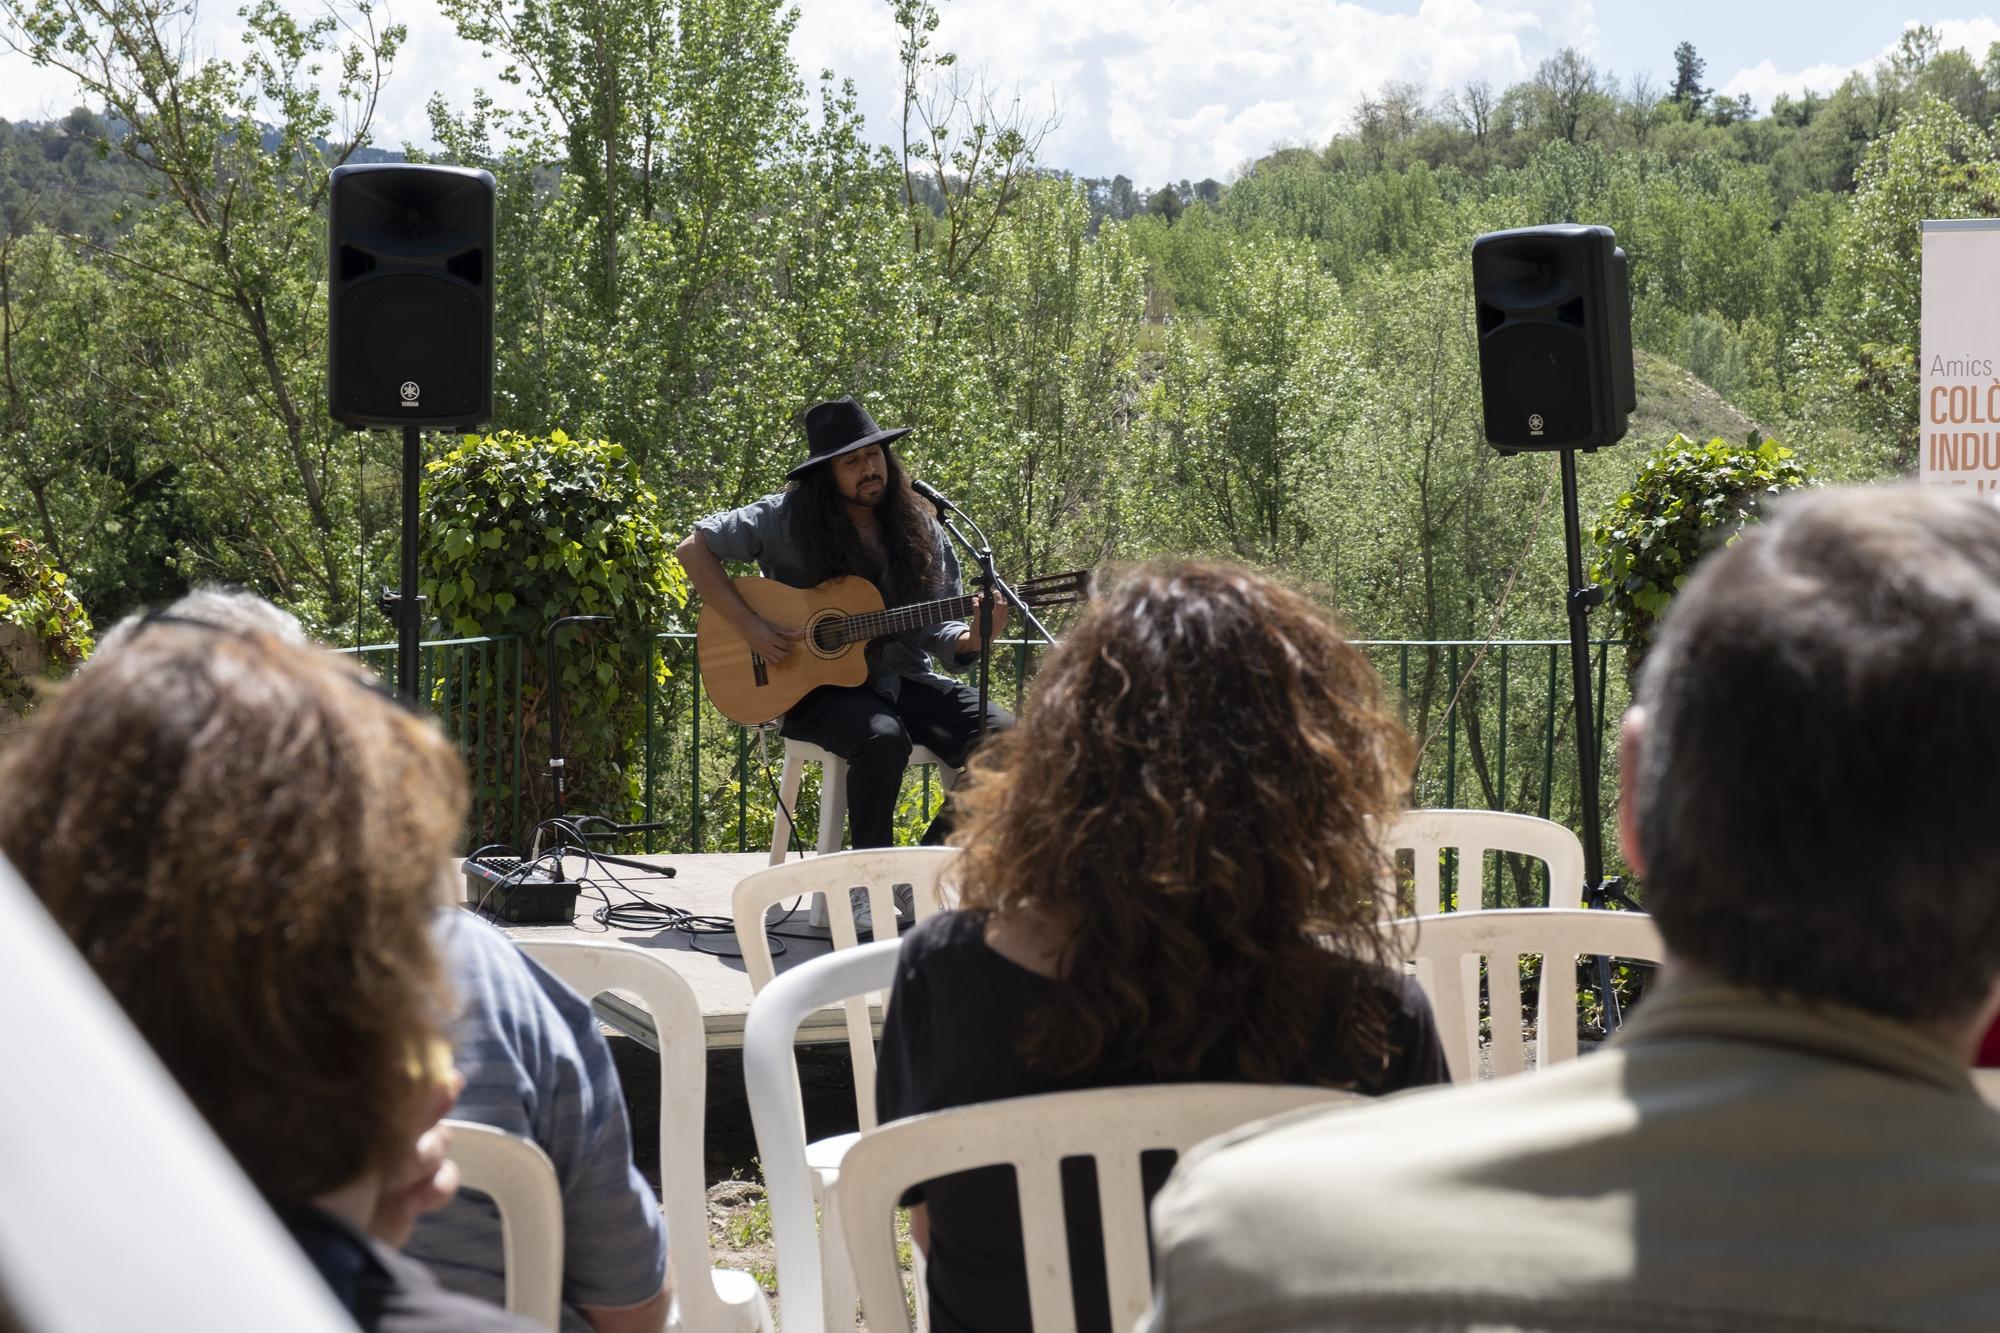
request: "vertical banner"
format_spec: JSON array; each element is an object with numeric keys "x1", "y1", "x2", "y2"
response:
[{"x1": 1921, "y1": 220, "x2": 2000, "y2": 492}]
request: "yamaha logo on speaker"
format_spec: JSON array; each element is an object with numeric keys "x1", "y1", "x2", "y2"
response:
[
  {"x1": 1528, "y1": 413, "x2": 1544, "y2": 436},
  {"x1": 400, "y1": 380, "x2": 420, "y2": 407}
]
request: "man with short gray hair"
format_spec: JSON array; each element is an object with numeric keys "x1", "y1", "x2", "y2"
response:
[{"x1": 1144, "y1": 485, "x2": 2000, "y2": 1332}]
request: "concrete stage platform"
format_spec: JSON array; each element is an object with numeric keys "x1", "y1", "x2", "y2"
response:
[{"x1": 476, "y1": 851, "x2": 869, "y2": 1051}]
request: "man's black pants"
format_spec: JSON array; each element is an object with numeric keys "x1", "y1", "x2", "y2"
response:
[{"x1": 780, "y1": 676, "x2": 1013, "y2": 848}]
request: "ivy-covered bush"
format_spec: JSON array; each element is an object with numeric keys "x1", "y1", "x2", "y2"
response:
[
  {"x1": 0, "y1": 531, "x2": 93, "y2": 721},
  {"x1": 420, "y1": 431, "x2": 685, "y2": 835},
  {"x1": 1591, "y1": 434, "x2": 1811, "y2": 677}
]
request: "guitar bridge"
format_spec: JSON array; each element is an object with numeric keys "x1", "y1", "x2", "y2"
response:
[{"x1": 751, "y1": 652, "x2": 769, "y2": 687}]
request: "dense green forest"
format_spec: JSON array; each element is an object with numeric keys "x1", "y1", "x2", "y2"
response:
[{"x1": 0, "y1": 3, "x2": 1990, "y2": 860}]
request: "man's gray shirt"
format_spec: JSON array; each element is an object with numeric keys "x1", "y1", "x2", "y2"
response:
[{"x1": 693, "y1": 490, "x2": 972, "y2": 700}]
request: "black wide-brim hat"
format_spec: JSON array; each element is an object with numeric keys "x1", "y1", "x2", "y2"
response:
[{"x1": 787, "y1": 395, "x2": 913, "y2": 479}]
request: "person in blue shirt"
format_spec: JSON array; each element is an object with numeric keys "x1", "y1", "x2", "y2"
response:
[
  {"x1": 406, "y1": 910, "x2": 671, "y2": 1333},
  {"x1": 678, "y1": 397, "x2": 1012, "y2": 896}
]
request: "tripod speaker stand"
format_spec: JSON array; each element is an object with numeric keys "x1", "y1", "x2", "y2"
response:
[{"x1": 1472, "y1": 222, "x2": 1644, "y2": 1031}]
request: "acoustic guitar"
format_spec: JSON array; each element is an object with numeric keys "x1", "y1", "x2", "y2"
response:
[{"x1": 696, "y1": 570, "x2": 1089, "y2": 724}]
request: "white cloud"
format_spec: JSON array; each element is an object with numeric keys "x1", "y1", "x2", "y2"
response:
[
  {"x1": 0, "y1": 0, "x2": 1606, "y2": 181},
  {"x1": 369, "y1": 5, "x2": 539, "y2": 148},
  {"x1": 1718, "y1": 59, "x2": 1858, "y2": 109},
  {"x1": 794, "y1": 0, "x2": 1603, "y2": 182},
  {"x1": 1720, "y1": 18, "x2": 2000, "y2": 111}
]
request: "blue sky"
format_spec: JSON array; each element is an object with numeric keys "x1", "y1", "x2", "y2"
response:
[{"x1": 0, "y1": 2, "x2": 1989, "y2": 183}]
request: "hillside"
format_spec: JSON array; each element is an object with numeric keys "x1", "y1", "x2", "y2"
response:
[
  {"x1": 1629, "y1": 349, "x2": 1763, "y2": 446},
  {"x1": 0, "y1": 110, "x2": 404, "y2": 242}
]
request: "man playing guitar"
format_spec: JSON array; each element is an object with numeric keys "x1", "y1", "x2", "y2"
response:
[{"x1": 677, "y1": 396, "x2": 1011, "y2": 886}]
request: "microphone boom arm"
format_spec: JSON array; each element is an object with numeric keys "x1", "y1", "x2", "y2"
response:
[{"x1": 913, "y1": 480, "x2": 1058, "y2": 648}]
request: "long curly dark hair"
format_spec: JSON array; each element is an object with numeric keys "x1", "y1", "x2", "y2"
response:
[
  {"x1": 954, "y1": 561, "x2": 1415, "y2": 1085},
  {"x1": 785, "y1": 444, "x2": 942, "y2": 599}
]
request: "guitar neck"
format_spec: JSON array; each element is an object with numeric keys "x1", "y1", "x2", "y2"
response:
[{"x1": 835, "y1": 593, "x2": 982, "y2": 646}]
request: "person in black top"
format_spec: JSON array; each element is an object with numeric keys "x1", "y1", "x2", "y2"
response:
[{"x1": 875, "y1": 560, "x2": 1450, "y2": 1333}]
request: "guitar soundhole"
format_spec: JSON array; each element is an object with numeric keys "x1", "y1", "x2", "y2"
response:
[{"x1": 810, "y1": 614, "x2": 845, "y2": 656}]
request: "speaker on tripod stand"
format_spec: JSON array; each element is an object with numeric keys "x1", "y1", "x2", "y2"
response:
[
  {"x1": 1471, "y1": 222, "x2": 1642, "y2": 1029},
  {"x1": 327, "y1": 163, "x2": 495, "y2": 702}
]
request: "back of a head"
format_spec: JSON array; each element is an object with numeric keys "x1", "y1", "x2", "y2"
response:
[
  {"x1": 956, "y1": 560, "x2": 1413, "y2": 1081},
  {"x1": 1635, "y1": 485, "x2": 2000, "y2": 1024},
  {"x1": 91, "y1": 585, "x2": 307, "y2": 661},
  {"x1": 0, "y1": 621, "x2": 468, "y2": 1205}
]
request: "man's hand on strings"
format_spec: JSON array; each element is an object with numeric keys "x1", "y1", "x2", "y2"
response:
[
  {"x1": 746, "y1": 616, "x2": 803, "y2": 663},
  {"x1": 957, "y1": 593, "x2": 1008, "y2": 656}
]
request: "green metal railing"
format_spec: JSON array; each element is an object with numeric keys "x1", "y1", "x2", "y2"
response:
[
  {"x1": 1366, "y1": 639, "x2": 1628, "y2": 911},
  {"x1": 353, "y1": 633, "x2": 1629, "y2": 890}
]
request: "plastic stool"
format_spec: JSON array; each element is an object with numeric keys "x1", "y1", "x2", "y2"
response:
[{"x1": 768, "y1": 736, "x2": 957, "y2": 928}]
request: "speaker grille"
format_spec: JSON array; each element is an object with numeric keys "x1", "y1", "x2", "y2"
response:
[
  {"x1": 1478, "y1": 322, "x2": 1593, "y2": 447},
  {"x1": 334, "y1": 275, "x2": 485, "y2": 422}
]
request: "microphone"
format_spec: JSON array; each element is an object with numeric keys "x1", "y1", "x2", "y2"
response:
[{"x1": 911, "y1": 478, "x2": 956, "y2": 516}]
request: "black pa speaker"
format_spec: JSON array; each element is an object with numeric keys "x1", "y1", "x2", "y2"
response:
[
  {"x1": 1472, "y1": 224, "x2": 1634, "y2": 451},
  {"x1": 328, "y1": 164, "x2": 495, "y2": 430}
]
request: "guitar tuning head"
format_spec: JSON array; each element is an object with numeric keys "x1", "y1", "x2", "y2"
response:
[{"x1": 1020, "y1": 567, "x2": 1093, "y2": 608}]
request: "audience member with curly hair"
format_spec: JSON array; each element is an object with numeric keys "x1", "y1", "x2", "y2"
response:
[
  {"x1": 90, "y1": 588, "x2": 672, "y2": 1333},
  {"x1": 0, "y1": 617, "x2": 538, "y2": 1333},
  {"x1": 874, "y1": 560, "x2": 1448, "y2": 1333}
]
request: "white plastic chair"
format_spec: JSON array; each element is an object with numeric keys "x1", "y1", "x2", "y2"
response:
[
  {"x1": 744, "y1": 940, "x2": 907, "y2": 1333},
  {"x1": 443, "y1": 1120, "x2": 565, "y2": 1329},
  {"x1": 0, "y1": 853, "x2": 358, "y2": 1333},
  {"x1": 733, "y1": 845, "x2": 961, "y2": 987},
  {"x1": 732, "y1": 849, "x2": 957, "y2": 1329},
  {"x1": 1382, "y1": 809, "x2": 1586, "y2": 914},
  {"x1": 518, "y1": 940, "x2": 774, "y2": 1333},
  {"x1": 840, "y1": 1083, "x2": 1356, "y2": 1333},
  {"x1": 734, "y1": 847, "x2": 960, "y2": 1131},
  {"x1": 769, "y1": 736, "x2": 956, "y2": 865},
  {"x1": 1387, "y1": 908, "x2": 1665, "y2": 1083}
]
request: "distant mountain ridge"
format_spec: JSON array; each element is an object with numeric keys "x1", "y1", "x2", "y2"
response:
[{"x1": 0, "y1": 107, "x2": 403, "y2": 241}]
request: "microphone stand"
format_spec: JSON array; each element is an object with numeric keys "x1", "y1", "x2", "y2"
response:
[
  {"x1": 543, "y1": 615, "x2": 676, "y2": 881},
  {"x1": 916, "y1": 486, "x2": 1057, "y2": 741}
]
